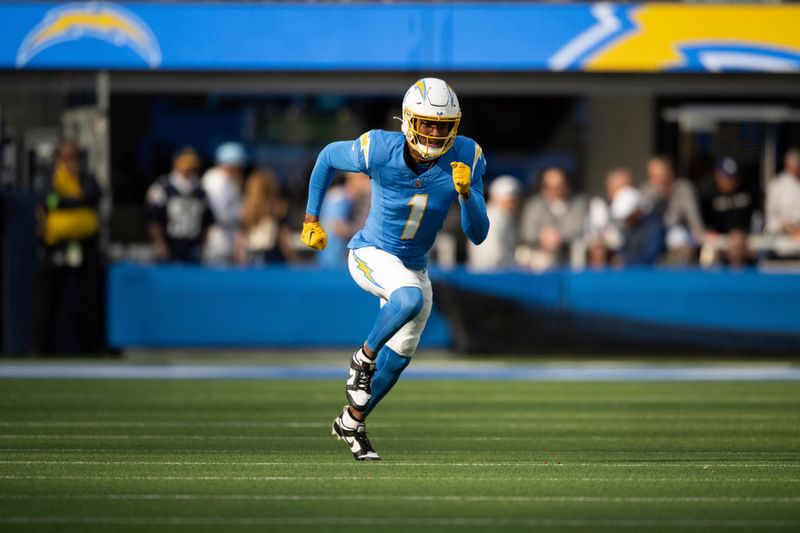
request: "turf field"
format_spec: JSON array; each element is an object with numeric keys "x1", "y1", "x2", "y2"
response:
[{"x1": 0, "y1": 378, "x2": 799, "y2": 532}]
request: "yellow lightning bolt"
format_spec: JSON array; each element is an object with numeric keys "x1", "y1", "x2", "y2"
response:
[
  {"x1": 472, "y1": 143, "x2": 483, "y2": 173},
  {"x1": 359, "y1": 132, "x2": 371, "y2": 169},
  {"x1": 354, "y1": 254, "x2": 382, "y2": 289},
  {"x1": 415, "y1": 80, "x2": 426, "y2": 97}
]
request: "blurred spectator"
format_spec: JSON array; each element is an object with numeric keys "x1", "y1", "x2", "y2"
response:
[
  {"x1": 585, "y1": 166, "x2": 633, "y2": 268},
  {"x1": 34, "y1": 140, "x2": 103, "y2": 353},
  {"x1": 518, "y1": 167, "x2": 587, "y2": 270},
  {"x1": 610, "y1": 185, "x2": 666, "y2": 267},
  {"x1": 688, "y1": 151, "x2": 716, "y2": 199},
  {"x1": 238, "y1": 168, "x2": 295, "y2": 265},
  {"x1": 700, "y1": 157, "x2": 756, "y2": 267},
  {"x1": 467, "y1": 175, "x2": 521, "y2": 271},
  {"x1": 202, "y1": 142, "x2": 247, "y2": 264},
  {"x1": 146, "y1": 147, "x2": 214, "y2": 263},
  {"x1": 318, "y1": 172, "x2": 371, "y2": 268},
  {"x1": 641, "y1": 154, "x2": 704, "y2": 265},
  {"x1": 765, "y1": 147, "x2": 800, "y2": 239},
  {"x1": 703, "y1": 157, "x2": 755, "y2": 234}
]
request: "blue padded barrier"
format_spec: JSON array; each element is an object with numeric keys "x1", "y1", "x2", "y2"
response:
[{"x1": 108, "y1": 263, "x2": 452, "y2": 348}]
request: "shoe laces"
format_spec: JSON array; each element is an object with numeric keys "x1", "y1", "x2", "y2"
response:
[
  {"x1": 354, "y1": 365, "x2": 373, "y2": 393},
  {"x1": 355, "y1": 426, "x2": 375, "y2": 452}
]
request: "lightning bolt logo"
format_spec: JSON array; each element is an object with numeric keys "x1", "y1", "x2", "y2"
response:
[
  {"x1": 17, "y1": 2, "x2": 162, "y2": 69},
  {"x1": 551, "y1": 4, "x2": 800, "y2": 73},
  {"x1": 359, "y1": 132, "x2": 371, "y2": 169},
  {"x1": 472, "y1": 143, "x2": 483, "y2": 173},
  {"x1": 414, "y1": 80, "x2": 426, "y2": 98},
  {"x1": 353, "y1": 253, "x2": 383, "y2": 289}
]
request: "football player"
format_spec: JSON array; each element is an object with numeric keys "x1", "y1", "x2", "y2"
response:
[{"x1": 302, "y1": 78, "x2": 489, "y2": 460}]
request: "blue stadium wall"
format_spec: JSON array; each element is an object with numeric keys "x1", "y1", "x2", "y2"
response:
[
  {"x1": 109, "y1": 263, "x2": 800, "y2": 354},
  {"x1": 2, "y1": 2, "x2": 800, "y2": 73}
]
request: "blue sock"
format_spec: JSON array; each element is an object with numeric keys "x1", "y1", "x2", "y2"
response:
[
  {"x1": 363, "y1": 346, "x2": 411, "y2": 416},
  {"x1": 365, "y1": 286, "x2": 423, "y2": 353}
]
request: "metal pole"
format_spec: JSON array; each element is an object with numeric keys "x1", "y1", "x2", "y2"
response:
[{"x1": 95, "y1": 70, "x2": 112, "y2": 250}]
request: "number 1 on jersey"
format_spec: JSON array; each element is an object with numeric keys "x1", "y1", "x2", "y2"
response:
[{"x1": 401, "y1": 193, "x2": 429, "y2": 240}]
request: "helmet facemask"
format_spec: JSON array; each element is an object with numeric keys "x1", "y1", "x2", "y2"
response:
[{"x1": 402, "y1": 111, "x2": 460, "y2": 160}]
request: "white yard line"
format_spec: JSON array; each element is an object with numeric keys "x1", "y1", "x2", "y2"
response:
[
  {"x1": 0, "y1": 434, "x2": 794, "y2": 442},
  {"x1": 1, "y1": 447, "x2": 793, "y2": 455},
  {"x1": 1, "y1": 474, "x2": 798, "y2": 482},
  {"x1": 0, "y1": 460, "x2": 798, "y2": 468},
  {"x1": 0, "y1": 421, "x2": 326, "y2": 428},
  {"x1": 2, "y1": 493, "x2": 800, "y2": 503},
  {"x1": 0, "y1": 420, "x2": 793, "y2": 430},
  {"x1": 2, "y1": 412, "x2": 797, "y2": 423}
]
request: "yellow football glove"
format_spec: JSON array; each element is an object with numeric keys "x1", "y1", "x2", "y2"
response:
[
  {"x1": 301, "y1": 221, "x2": 328, "y2": 251},
  {"x1": 450, "y1": 161, "x2": 471, "y2": 195}
]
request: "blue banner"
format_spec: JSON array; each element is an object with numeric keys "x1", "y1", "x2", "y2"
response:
[
  {"x1": 3, "y1": 2, "x2": 799, "y2": 72},
  {"x1": 107, "y1": 263, "x2": 452, "y2": 348}
]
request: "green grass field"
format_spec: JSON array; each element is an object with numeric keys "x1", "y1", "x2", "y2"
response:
[{"x1": 0, "y1": 378, "x2": 799, "y2": 532}]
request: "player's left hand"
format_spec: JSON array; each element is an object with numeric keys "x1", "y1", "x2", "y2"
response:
[
  {"x1": 450, "y1": 162, "x2": 471, "y2": 195},
  {"x1": 301, "y1": 221, "x2": 328, "y2": 250}
]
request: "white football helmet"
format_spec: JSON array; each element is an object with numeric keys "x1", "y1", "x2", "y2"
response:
[{"x1": 401, "y1": 78, "x2": 461, "y2": 160}]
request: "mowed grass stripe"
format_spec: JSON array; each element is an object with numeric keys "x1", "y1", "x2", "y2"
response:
[
  {"x1": 2, "y1": 516, "x2": 800, "y2": 528},
  {"x1": 4, "y1": 493, "x2": 800, "y2": 503},
  {"x1": 3, "y1": 475, "x2": 799, "y2": 483},
  {"x1": 2, "y1": 460, "x2": 800, "y2": 468},
  {"x1": 0, "y1": 378, "x2": 798, "y2": 531}
]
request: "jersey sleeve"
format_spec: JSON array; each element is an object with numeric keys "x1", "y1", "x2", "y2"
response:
[
  {"x1": 459, "y1": 141, "x2": 490, "y2": 245},
  {"x1": 305, "y1": 131, "x2": 373, "y2": 217},
  {"x1": 469, "y1": 141, "x2": 486, "y2": 197}
]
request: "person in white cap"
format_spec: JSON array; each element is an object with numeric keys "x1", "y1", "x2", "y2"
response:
[
  {"x1": 202, "y1": 142, "x2": 248, "y2": 264},
  {"x1": 467, "y1": 175, "x2": 521, "y2": 271},
  {"x1": 610, "y1": 185, "x2": 666, "y2": 266}
]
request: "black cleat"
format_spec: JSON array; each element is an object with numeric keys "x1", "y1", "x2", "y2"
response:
[{"x1": 331, "y1": 408, "x2": 381, "y2": 461}]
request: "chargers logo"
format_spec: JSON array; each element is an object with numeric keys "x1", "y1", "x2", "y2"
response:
[
  {"x1": 550, "y1": 3, "x2": 800, "y2": 73},
  {"x1": 17, "y1": 2, "x2": 161, "y2": 69},
  {"x1": 414, "y1": 80, "x2": 427, "y2": 98}
]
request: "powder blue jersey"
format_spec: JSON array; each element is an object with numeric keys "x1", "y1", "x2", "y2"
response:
[{"x1": 306, "y1": 130, "x2": 489, "y2": 270}]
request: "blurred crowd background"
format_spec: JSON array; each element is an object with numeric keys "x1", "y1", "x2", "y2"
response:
[{"x1": 91, "y1": 139, "x2": 800, "y2": 272}]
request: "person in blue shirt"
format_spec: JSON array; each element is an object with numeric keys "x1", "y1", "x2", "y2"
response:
[
  {"x1": 301, "y1": 78, "x2": 490, "y2": 460},
  {"x1": 610, "y1": 185, "x2": 666, "y2": 266},
  {"x1": 317, "y1": 171, "x2": 371, "y2": 268}
]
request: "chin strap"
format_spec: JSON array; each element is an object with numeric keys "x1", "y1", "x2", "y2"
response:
[{"x1": 415, "y1": 143, "x2": 443, "y2": 160}]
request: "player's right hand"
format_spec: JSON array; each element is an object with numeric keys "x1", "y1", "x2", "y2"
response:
[{"x1": 301, "y1": 221, "x2": 328, "y2": 250}]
